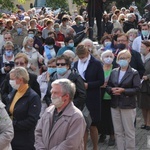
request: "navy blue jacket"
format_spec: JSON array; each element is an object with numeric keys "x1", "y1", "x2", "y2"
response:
[
  {"x1": 74, "y1": 55, "x2": 104, "y2": 122},
  {"x1": 6, "y1": 87, "x2": 41, "y2": 150}
]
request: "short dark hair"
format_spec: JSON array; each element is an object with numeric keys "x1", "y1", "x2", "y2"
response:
[
  {"x1": 45, "y1": 37, "x2": 55, "y2": 45},
  {"x1": 64, "y1": 36, "x2": 73, "y2": 44},
  {"x1": 56, "y1": 54, "x2": 71, "y2": 68}
]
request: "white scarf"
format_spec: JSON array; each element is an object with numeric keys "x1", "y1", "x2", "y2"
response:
[{"x1": 77, "y1": 55, "x2": 91, "y2": 80}]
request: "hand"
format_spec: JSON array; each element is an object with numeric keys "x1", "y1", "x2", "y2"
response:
[
  {"x1": 39, "y1": 58, "x2": 44, "y2": 64},
  {"x1": 101, "y1": 82, "x2": 107, "y2": 88},
  {"x1": 84, "y1": 27, "x2": 89, "y2": 34},
  {"x1": 30, "y1": 64, "x2": 36, "y2": 71},
  {"x1": 35, "y1": 44, "x2": 39, "y2": 49},
  {"x1": 142, "y1": 76, "x2": 148, "y2": 80},
  {"x1": 84, "y1": 82, "x2": 88, "y2": 89},
  {"x1": 111, "y1": 87, "x2": 125, "y2": 95}
]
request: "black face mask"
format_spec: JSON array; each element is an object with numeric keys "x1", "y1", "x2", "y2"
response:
[{"x1": 116, "y1": 43, "x2": 126, "y2": 50}]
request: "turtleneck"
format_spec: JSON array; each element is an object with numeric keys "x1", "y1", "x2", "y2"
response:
[{"x1": 9, "y1": 84, "x2": 29, "y2": 116}]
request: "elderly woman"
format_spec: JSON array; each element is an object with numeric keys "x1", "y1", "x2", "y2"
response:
[
  {"x1": 37, "y1": 58, "x2": 56, "y2": 116},
  {"x1": 126, "y1": 28, "x2": 138, "y2": 48},
  {"x1": 81, "y1": 38, "x2": 100, "y2": 60},
  {"x1": 139, "y1": 41, "x2": 150, "y2": 130},
  {"x1": 0, "y1": 101, "x2": 14, "y2": 150},
  {"x1": 6, "y1": 67, "x2": 41, "y2": 150},
  {"x1": 21, "y1": 36, "x2": 44, "y2": 75},
  {"x1": 99, "y1": 50, "x2": 115, "y2": 146},
  {"x1": 106, "y1": 50, "x2": 140, "y2": 150},
  {"x1": 0, "y1": 41, "x2": 15, "y2": 86}
]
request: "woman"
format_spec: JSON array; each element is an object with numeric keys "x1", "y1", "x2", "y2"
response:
[
  {"x1": 41, "y1": 37, "x2": 59, "y2": 65},
  {"x1": 44, "y1": 54, "x2": 86, "y2": 111},
  {"x1": 57, "y1": 37, "x2": 75, "y2": 56},
  {"x1": 0, "y1": 41, "x2": 15, "y2": 86},
  {"x1": 21, "y1": 36, "x2": 44, "y2": 75},
  {"x1": 139, "y1": 40, "x2": 150, "y2": 130},
  {"x1": 106, "y1": 50, "x2": 140, "y2": 150},
  {"x1": 0, "y1": 100, "x2": 14, "y2": 150},
  {"x1": 99, "y1": 50, "x2": 115, "y2": 146},
  {"x1": 37, "y1": 58, "x2": 56, "y2": 116},
  {"x1": 7, "y1": 67, "x2": 41, "y2": 150}
]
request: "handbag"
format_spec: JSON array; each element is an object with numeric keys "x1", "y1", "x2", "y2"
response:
[{"x1": 82, "y1": 105, "x2": 92, "y2": 129}]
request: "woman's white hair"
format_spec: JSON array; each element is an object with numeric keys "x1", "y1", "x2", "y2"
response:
[
  {"x1": 81, "y1": 38, "x2": 93, "y2": 47},
  {"x1": 23, "y1": 36, "x2": 33, "y2": 48},
  {"x1": 101, "y1": 50, "x2": 114, "y2": 62}
]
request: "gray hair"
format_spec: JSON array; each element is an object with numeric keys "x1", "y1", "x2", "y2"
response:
[
  {"x1": 51, "y1": 79, "x2": 76, "y2": 100},
  {"x1": 81, "y1": 38, "x2": 93, "y2": 47},
  {"x1": 63, "y1": 50, "x2": 76, "y2": 59},
  {"x1": 4, "y1": 41, "x2": 14, "y2": 48},
  {"x1": 23, "y1": 36, "x2": 33, "y2": 48},
  {"x1": 101, "y1": 50, "x2": 114, "y2": 62},
  {"x1": 10, "y1": 67, "x2": 29, "y2": 83},
  {"x1": 126, "y1": 28, "x2": 138, "y2": 36}
]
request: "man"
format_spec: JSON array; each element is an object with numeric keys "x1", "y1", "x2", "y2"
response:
[
  {"x1": 35, "y1": 78, "x2": 86, "y2": 149},
  {"x1": 1, "y1": 53, "x2": 41, "y2": 105},
  {"x1": 113, "y1": 33, "x2": 145, "y2": 78},
  {"x1": 74, "y1": 44, "x2": 104, "y2": 150},
  {"x1": 132, "y1": 23, "x2": 150, "y2": 53}
]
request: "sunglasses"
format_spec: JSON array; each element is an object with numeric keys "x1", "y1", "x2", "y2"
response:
[{"x1": 56, "y1": 63, "x2": 66, "y2": 66}]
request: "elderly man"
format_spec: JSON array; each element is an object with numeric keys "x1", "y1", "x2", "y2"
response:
[{"x1": 35, "y1": 78, "x2": 86, "y2": 150}]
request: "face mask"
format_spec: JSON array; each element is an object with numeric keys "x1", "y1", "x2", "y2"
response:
[
  {"x1": 129, "y1": 36, "x2": 135, "y2": 42},
  {"x1": 141, "y1": 30, "x2": 149, "y2": 37},
  {"x1": 47, "y1": 67, "x2": 56, "y2": 74},
  {"x1": 5, "y1": 50, "x2": 13, "y2": 57},
  {"x1": 117, "y1": 59, "x2": 129, "y2": 67},
  {"x1": 46, "y1": 45, "x2": 53, "y2": 49},
  {"x1": 9, "y1": 80, "x2": 20, "y2": 90},
  {"x1": 104, "y1": 41, "x2": 112, "y2": 47},
  {"x1": 55, "y1": 28, "x2": 59, "y2": 32},
  {"x1": 51, "y1": 96, "x2": 64, "y2": 108},
  {"x1": 88, "y1": 47, "x2": 92, "y2": 52},
  {"x1": 140, "y1": 48, "x2": 147, "y2": 55},
  {"x1": 103, "y1": 57, "x2": 113, "y2": 64},
  {"x1": 80, "y1": 57, "x2": 88, "y2": 63},
  {"x1": 17, "y1": 28, "x2": 22, "y2": 34},
  {"x1": 116, "y1": 43, "x2": 126, "y2": 50},
  {"x1": 113, "y1": 20, "x2": 117, "y2": 23},
  {"x1": 27, "y1": 45, "x2": 33, "y2": 49},
  {"x1": 68, "y1": 43, "x2": 74, "y2": 48},
  {"x1": 28, "y1": 34, "x2": 34, "y2": 38},
  {"x1": 57, "y1": 67, "x2": 67, "y2": 75}
]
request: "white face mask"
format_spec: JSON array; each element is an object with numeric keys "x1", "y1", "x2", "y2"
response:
[
  {"x1": 80, "y1": 57, "x2": 88, "y2": 63},
  {"x1": 9, "y1": 80, "x2": 20, "y2": 90},
  {"x1": 51, "y1": 96, "x2": 64, "y2": 108},
  {"x1": 103, "y1": 57, "x2": 113, "y2": 64}
]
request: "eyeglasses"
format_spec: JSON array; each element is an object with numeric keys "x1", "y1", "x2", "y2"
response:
[
  {"x1": 4, "y1": 37, "x2": 11, "y2": 40},
  {"x1": 56, "y1": 63, "x2": 66, "y2": 66},
  {"x1": 15, "y1": 62, "x2": 25, "y2": 66}
]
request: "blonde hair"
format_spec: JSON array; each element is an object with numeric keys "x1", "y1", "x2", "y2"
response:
[
  {"x1": 10, "y1": 67, "x2": 29, "y2": 83},
  {"x1": 4, "y1": 41, "x2": 14, "y2": 48},
  {"x1": 117, "y1": 49, "x2": 131, "y2": 62},
  {"x1": 23, "y1": 36, "x2": 33, "y2": 48}
]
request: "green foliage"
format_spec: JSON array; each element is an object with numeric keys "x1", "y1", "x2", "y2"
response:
[
  {"x1": 46, "y1": 0, "x2": 69, "y2": 10},
  {"x1": 0, "y1": 0, "x2": 14, "y2": 10},
  {"x1": 72, "y1": 0, "x2": 86, "y2": 5}
]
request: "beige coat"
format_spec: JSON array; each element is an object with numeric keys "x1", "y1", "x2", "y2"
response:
[
  {"x1": 35, "y1": 102, "x2": 86, "y2": 150},
  {"x1": 0, "y1": 101, "x2": 14, "y2": 150}
]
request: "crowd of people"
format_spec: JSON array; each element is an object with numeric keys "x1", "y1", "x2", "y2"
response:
[{"x1": 0, "y1": 1, "x2": 150, "y2": 150}]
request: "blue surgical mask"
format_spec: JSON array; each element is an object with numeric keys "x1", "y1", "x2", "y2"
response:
[
  {"x1": 68, "y1": 43, "x2": 74, "y2": 48},
  {"x1": 17, "y1": 28, "x2": 22, "y2": 34},
  {"x1": 28, "y1": 34, "x2": 34, "y2": 38},
  {"x1": 57, "y1": 67, "x2": 67, "y2": 75},
  {"x1": 5, "y1": 50, "x2": 13, "y2": 57},
  {"x1": 141, "y1": 30, "x2": 149, "y2": 37},
  {"x1": 47, "y1": 67, "x2": 56, "y2": 74},
  {"x1": 55, "y1": 28, "x2": 59, "y2": 32},
  {"x1": 46, "y1": 45, "x2": 53, "y2": 49},
  {"x1": 117, "y1": 60, "x2": 129, "y2": 67}
]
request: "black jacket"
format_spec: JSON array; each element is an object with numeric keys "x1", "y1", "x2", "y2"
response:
[
  {"x1": 44, "y1": 70, "x2": 86, "y2": 110},
  {"x1": 1, "y1": 72, "x2": 41, "y2": 105},
  {"x1": 106, "y1": 66, "x2": 141, "y2": 109},
  {"x1": 6, "y1": 87, "x2": 41, "y2": 150}
]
